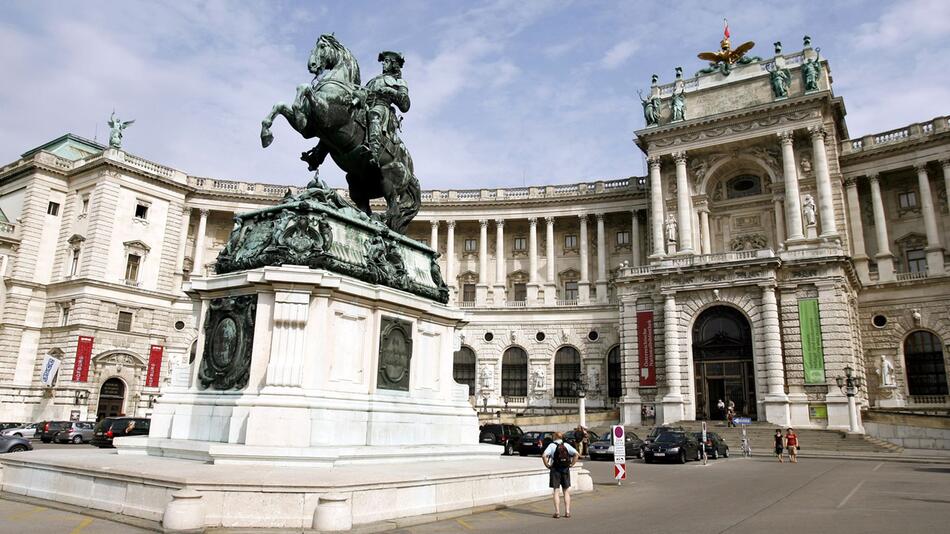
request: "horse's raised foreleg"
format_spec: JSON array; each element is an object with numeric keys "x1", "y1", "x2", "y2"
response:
[{"x1": 261, "y1": 84, "x2": 312, "y2": 148}]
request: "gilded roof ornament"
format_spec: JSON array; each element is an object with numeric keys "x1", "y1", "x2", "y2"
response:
[{"x1": 696, "y1": 19, "x2": 761, "y2": 76}]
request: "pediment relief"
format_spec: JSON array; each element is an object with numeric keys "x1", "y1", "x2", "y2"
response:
[
  {"x1": 894, "y1": 232, "x2": 927, "y2": 249},
  {"x1": 123, "y1": 240, "x2": 151, "y2": 253}
]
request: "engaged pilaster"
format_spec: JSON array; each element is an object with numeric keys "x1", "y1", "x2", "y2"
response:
[
  {"x1": 266, "y1": 289, "x2": 312, "y2": 387},
  {"x1": 631, "y1": 209, "x2": 642, "y2": 266},
  {"x1": 843, "y1": 178, "x2": 869, "y2": 282},
  {"x1": 660, "y1": 292, "x2": 683, "y2": 424}
]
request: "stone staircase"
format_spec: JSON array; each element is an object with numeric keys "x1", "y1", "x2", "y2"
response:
[{"x1": 625, "y1": 422, "x2": 903, "y2": 455}]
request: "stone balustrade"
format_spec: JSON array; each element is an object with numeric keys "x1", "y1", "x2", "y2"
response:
[{"x1": 841, "y1": 116, "x2": 950, "y2": 155}]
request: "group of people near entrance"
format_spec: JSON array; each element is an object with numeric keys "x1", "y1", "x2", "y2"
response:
[{"x1": 774, "y1": 428, "x2": 800, "y2": 463}]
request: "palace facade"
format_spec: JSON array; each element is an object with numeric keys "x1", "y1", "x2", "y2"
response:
[{"x1": 0, "y1": 40, "x2": 948, "y2": 431}]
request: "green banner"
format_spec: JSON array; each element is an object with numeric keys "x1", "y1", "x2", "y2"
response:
[{"x1": 798, "y1": 299, "x2": 826, "y2": 385}]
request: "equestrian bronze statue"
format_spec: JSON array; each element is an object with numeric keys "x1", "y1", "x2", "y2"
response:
[{"x1": 261, "y1": 34, "x2": 420, "y2": 234}]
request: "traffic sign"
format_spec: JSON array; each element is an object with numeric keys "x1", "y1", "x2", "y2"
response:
[
  {"x1": 733, "y1": 417, "x2": 752, "y2": 425},
  {"x1": 614, "y1": 463, "x2": 626, "y2": 480}
]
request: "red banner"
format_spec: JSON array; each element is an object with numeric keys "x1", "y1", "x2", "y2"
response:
[
  {"x1": 72, "y1": 336, "x2": 94, "y2": 382},
  {"x1": 146, "y1": 345, "x2": 164, "y2": 388},
  {"x1": 637, "y1": 311, "x2": 656, "y2": 386}
]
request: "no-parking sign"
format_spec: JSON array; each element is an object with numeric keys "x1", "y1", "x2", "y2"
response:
[{"x1": 612, "y1": 425, "x2": 626, "y2": 476}]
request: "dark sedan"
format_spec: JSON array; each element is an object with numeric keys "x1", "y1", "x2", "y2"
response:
[
  {"x1": 516, "y1": 431, "x2": 556, "y2": 456},
  {"x1": 643, "y1": 431, "x2": 700, "y2": 464},
  {"x1": 693, "y1": 432, "x2": 730, "y2": 459},
  {"x1": 588, "y1": 430, "x2": 644, "y2": 460},
  {"x1": 0, "y1": 435, "x2": 33, "y2": 453}
]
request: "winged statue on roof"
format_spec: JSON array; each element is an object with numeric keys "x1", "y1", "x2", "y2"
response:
[{"x1": 696, "y1": 20, "x2": 761, "y2": 77}]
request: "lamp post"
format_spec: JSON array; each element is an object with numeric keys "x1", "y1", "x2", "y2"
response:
[
  {"x1": 572, "y1": 373, "x2": 589, "y2": 429},
  {"x1": 480, "y1": 389, "x2": 490, "y2": 414},
  {"x1": 835, "y1": 365, "x2": 863, "y2": 433}
]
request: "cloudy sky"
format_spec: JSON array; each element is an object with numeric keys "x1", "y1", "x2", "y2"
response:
[{"x1": 2, "y1": 0, "x2": 948, "y2": 190}]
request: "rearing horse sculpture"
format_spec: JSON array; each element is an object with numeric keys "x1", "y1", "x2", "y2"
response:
[{"x1": 260, "y1": 35, "x2": 420, "y2": 234}]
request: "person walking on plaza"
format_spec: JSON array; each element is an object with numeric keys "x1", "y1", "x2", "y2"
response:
[
  {"x1": 785, "y1": 428, "x2": 799, "y2": 463},
  {"x1": 774, "y1": 429, "x2": 786, "y2": 463},
  {"x1": 542, "y1": 431, "x2": 580, "y2": 519}
]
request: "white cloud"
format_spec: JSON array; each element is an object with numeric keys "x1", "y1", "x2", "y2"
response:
[{"x1": 600, "y1": 39, "x2": 640, "y2": 69}]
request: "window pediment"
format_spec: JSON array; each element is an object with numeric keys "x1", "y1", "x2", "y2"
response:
[{"x1": 123, "y1": 240, "x2": 151, "y2": 254}]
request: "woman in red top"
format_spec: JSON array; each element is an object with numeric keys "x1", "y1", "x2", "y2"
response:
[{"x1": 785, "y1": 428, "x2": 799, "y2": 463}]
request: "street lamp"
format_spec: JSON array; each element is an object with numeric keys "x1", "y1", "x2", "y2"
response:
[
  {"x1": 835, "y1": 365, "x2": 863, "y2": 433},
  {"x1": 480, "y1": 389, "x2": 490, "y2": 414},
  {"x1": 572, "y1": 373, "x2": 589, "y2": 429}
]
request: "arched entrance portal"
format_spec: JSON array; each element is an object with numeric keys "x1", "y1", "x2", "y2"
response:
[
  {"x1": 96, "y1": 377, "x2": 126, "y2": 421},
  {"x1": 692, "y1": 306, "x2": 756, "y2": 421}
]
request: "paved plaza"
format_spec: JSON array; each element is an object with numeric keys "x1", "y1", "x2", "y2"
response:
[{"x1": 2, "y1": 455, "x2": 948, "y2": 533}]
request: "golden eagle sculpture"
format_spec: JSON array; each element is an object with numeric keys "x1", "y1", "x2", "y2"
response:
[{"x1": 696, "y1": 20, "x2": 761, "y2": 76}]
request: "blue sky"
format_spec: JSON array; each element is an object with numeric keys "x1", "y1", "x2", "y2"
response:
[{"x1": 2, "y1": 0, "x2": 948, "y2": 190}]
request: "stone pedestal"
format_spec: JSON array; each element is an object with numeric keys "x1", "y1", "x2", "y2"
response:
[
  {"x1": 658, "y1": 394, "x2": 683, "y2": 425},
  {"x1": 787, "y1": 392, "x2": 811, "y2": 427},
  {"x1": 763, "y1": 394, "x2": 790, "y2": 427}
]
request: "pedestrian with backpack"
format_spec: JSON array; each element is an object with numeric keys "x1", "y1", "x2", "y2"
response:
[{"x1": 542, "y1": 431, "x2": 580, "y2": 519}]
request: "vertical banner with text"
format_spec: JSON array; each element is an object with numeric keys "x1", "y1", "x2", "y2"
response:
[
  {"x1": 798, "y1": 299, "x2": 826, "y2": 385},
  {"x1": 146, "y1": 345, "x2": 164, "y2": 388},
  {"x1": 72, "y1": 336, "x2": 94, "y2": 382},
  {"x1": 637, "y1": 311, "x2": 656, "y2": 386}
]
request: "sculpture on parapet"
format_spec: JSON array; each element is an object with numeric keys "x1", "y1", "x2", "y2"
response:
[
  {"x1": 696, "y1": 20, "x2": 761, "y2": 77},
  {"x1": 107, "y1": 111, "x2": 134, "y2": 149},
  {"x1": 670, "y1": 88, "x2": 686, "y2": 122},
  {"x1": 638, "y1": 89, "x2": 660, "y2": 126},
  {"x1": 260, "y1": 34, "x2": 420, "y2": 234},
  {"x1": 767, "y1": 62, "x2": 791, "y2": 98},
  {"x1": 802, "y1": 48, "x2": 822, "y2": 92}
]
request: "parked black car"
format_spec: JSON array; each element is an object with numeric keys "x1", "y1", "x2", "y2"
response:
[
  {"x1": 643, "y1": 431, "x2": 700, "y2": 464},
  {"x1": 692, "y1": 431, "x2": 730, "y2": 459},
  {"x1": 90, "y1": 417, "x2": 150, "y2": 448},
  {"x1": 478, "y1": 424, "x2": 524, "y2": 455},
  {"x1": 516, "y1": 431, "x2": 556, "y2": 456},
  {"x1": 0, "y1": 435, "x2": 32, "y2": 453},
  {"x1": 35, "y1": 421, "x2": 71, "y2": 443},
  {"x1": 588, "y1": 430, "x2": 644, "y2": 460}
]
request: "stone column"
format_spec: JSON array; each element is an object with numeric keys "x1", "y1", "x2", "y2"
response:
[
  {"x1": 943, "y1": 160, "x2": 950, "y2": 216},
  {"x1": 595, "y1": 213, "x2": 608, "y2": 302},
  {"x1": 192, "y1": 208, "x2": 210, "y2": 276},
  {"x1": 578, "y1": 215, "x2": 590, "y2": 303},
  {"x1": 868, "y1": 174, "x2": 895, "y2": 281},
  {"x1": 809, "y1": 126, "x2": 838, "y2": 237},
  {"x1": 174, "y1": 208, "x2": 192, "y2": 291},
  {"x1": 445, "y1": 220, "x2": 456, "y2": 302},
  {"x1": 265, "y1": 290, "x2": 312, "y2": 387},
  {"x1": 916, "y1": 163, "x2": 946, "y2": 274},
  {"x1": 761, "y1": 284, "x2": 789, "y2": 426},
  {"x1": 528, "y1": 217, "x2": 540, "y2": 304},
  {"x1": 660, "y1": 293, "x2": 683, "y2": 424},
  {"x1": 493, "y1": 219, "x2": 506, "y2": 304},
  {"x1": 648, "y1": 156, "x2": 666, "y2": 258},
  {"x1": 844, "y1": 178, "x2": 870, "y2": 282},
  {"x1": 779, "y1": 132, "x2": 805, "y2": 241},
  {"x1": 544, "y1": 216, "x2": 557, "y2": 304},
  {"x1": 429, "y1": 220, "x2": 439, "y2": 253},
  {"x1": 773, "y1": 195, "x2": 786, "y2": 247},
  {"x1": 699, "y1": 208, "x2": 711, "y2": 255},
  {"x1": 477, "y1": 219, "x2": 489, "y2": 304},
  {"x1": 631, "y1": 209, "x2": 642, "y2": 266},
  {"x1": 673, "y1": 152, "x2": 693, "y2": 253}
]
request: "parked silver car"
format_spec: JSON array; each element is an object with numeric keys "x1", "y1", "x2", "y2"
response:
[
  {"x1": 1, "y1": 423, "x2": 37, "y2": 439},
  {"x1": 53, "y1": 422, "x2": 95, "y2": 444},
  {"x1": 0, "y1": 435, "x2": 32, "y2": 453}
]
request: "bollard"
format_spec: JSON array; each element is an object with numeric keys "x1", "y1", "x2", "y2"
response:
[
  {"x1": 162, "y1": 488, "x2": 205, "y2": 532},
  {"x1": 313, "y1": 493, "x2": 352, "y2": 532}
]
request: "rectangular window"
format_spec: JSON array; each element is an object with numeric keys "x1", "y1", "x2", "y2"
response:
[
  {"x1": 616, "y1": 231, "x2": 630, "y2": 246},
  {"x1": 125, "y1": 254, "x2": 141, "y2": 282},
  {"x1": 462, "y1": 283, "x2": 476, "y2": 303},
  {"x1": 513, "y1": 237, "x2": 526, "y2": 251},
  {"x1": 513, "y1": 283, "x2": 527, "y2": 302},
  {"x1": 117, "y1": 311, "x2": 133, "y2": 332},
  {"x1": 134, "y1": 203, "x2": 149, "y2": 220},
  {"x1": 464, "y1": 238, "x2": 477, "y2": 252},
  {"x1": 564, "y1": 234, "x2": 578, "y2": 249},
  {"x1": 907, "y1": 249, "x2": 927, "y2": 273},
  {"x1": 61, "y1": 306, "x2": 70, "y2": 327},
  {"x1": 564, "y1": 281, "x2": 578, "y2": 300},
  {"x1": 69, "y1": 249, "x2": 80, "y2": 276},
  {"x1": 47, "y1": 202, "x2": 60, "y2": 216},
  {"x1": 898, "y1": 191, "x2": 918, "y2": 209}
]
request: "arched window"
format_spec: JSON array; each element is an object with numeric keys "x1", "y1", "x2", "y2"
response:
[
  {"x1": 607, "y1": 346, "x2": 622, "y2": 398},
  {"x1": 905, "y1": 331, "x2": 948, "y2": 396},
  {"x1": 726, "y1": 174, "x2": 762, "y2": 199},
  {"x1": 453, "y1": 346, "x2": 476, "y2": 396},
  {"x1": 502, "y1": 347, "x2": 527, "y2": 396},
  {"x1": 554, "y1": 346, "x2": 581, "y2": 397}
]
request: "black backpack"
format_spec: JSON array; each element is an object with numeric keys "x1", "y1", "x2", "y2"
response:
[{"x1": 552, "y1": 443, "x2": 571, "y2": 468}]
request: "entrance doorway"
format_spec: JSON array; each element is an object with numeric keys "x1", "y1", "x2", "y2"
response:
[
  {"x1": 96, "y1": 377, "x2": 126, "y2": 421},
  {"x1": 692, "y1": 306, "x2": 756, "y2": 420}
]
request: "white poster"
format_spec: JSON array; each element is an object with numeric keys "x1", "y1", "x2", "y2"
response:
[{"x1": 40, "y1": 354, "x2": 61, "y2": 386}]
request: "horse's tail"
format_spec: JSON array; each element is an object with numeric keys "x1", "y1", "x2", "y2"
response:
[{"x1": 390, "y1": 173, "x2": 421, "y2": 234}]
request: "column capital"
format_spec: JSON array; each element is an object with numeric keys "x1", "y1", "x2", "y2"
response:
[
  {"x1": 577, "y1": 213, "x2": 588, "y2": 222},
  {"x1": 940, "y1": 159, "x2": 950, "y2": 168},
  {"x1": 430, "y1": 219, "x2": 440, "y2": 228},
  {"x1": 807, "y1": 125, "x2": 826, "y2": 139},
  {"x1": 843, "y1": 177, "x2": 858, "y2": 188},
  {"x1": 544, "y1": 216, "x2": 555, "y2": 225},
  {"x1": 198, "y1": 208, "x2": 211, "y2": 217},
  {"x1": 758, "y1": 281, "x2": 778, "y2": 291},
  {"x1": 594, "y1": 212, "x2": 605, "y2": 222},
  {"x1": 672, "y1": 151, "x2": 687, "y2": 164},
  {"x1": 867, "y1": 173, "x2": 881, "y2": 184},
  {"x1": 478, "y1": 219, "x2": 488, "y2": 228},
  {"x1": 914, "y1": 162, "x2": 930, "y2": 173},
  {"x1": 446, "y1": 219, "x2": 456, "y2": 229},
  {"x1": 777, "y1": 130, "x2": 795, "y2": 144},
  {"x1": 528, "y1": 217, "x2": 538, "y2": 226},
  {"x1": 494, "y1": 218, "x2": 505, "y2": 227},
  {"x1": 647, "y1": 155, "x2": 662, "y2": 169},
  {"x1": 772, "y1": 193, "x2": 786, "y2": 202}
]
